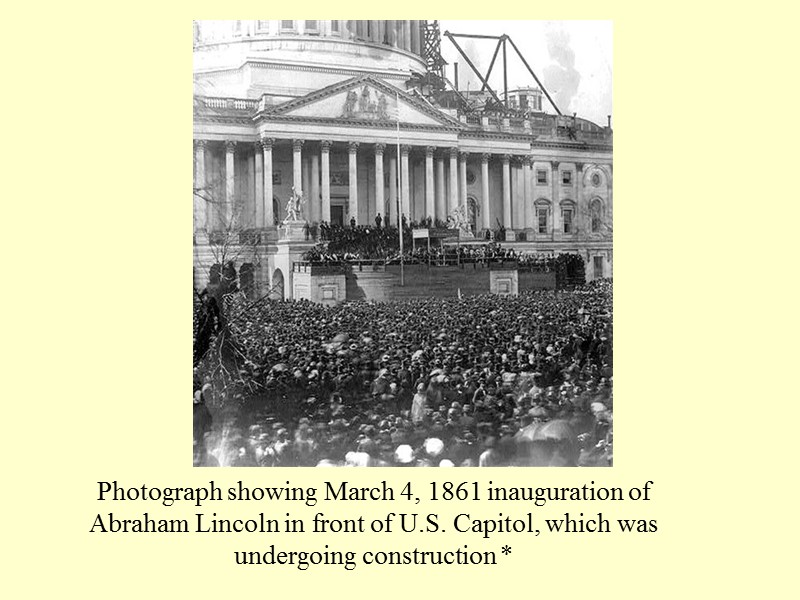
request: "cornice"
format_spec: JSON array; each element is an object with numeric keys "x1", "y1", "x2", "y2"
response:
[
  {"x1": 194, "y1": 114, "x2": 257, "y2": 126},
  {"x1": 460, "y1": 130, "x2": 535, "y2": 143},
  {"x1": 247, "y1": 60, "x2": 410, "y2": 81},
  {"x1": 532, "y1": 140, "x2": 613, "y2": 152},
  {"x1": 257, "y1": 113, "x2": 461, "y2": 133}
]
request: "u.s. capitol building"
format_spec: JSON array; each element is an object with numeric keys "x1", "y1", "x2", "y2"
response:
[{"x1": 193, "y1": 20, "x2": 612, "y2": 298}]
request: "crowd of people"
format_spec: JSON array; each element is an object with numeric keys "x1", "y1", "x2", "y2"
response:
[
  {"x1": 309, "y1": 224, "x2": 402, "y2": 260},
  {"x1": 303, "y1": 230, "x2": 585, "y2": 275},
  {"x1": 193, "y1": 279, "x2": 613, "y2": 467}
]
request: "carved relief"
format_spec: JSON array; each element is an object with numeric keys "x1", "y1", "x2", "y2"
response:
[
  {"x1": 342, "y1": 85, "x2": 391, "y2": 120},
  {"x1": 330, "y1": 171, "x2": 349, "y2": 186}
]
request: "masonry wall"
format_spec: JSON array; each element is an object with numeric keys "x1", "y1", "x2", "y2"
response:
[{"x1": 292, "y1": 271, "x2": 347, "y2": 305}]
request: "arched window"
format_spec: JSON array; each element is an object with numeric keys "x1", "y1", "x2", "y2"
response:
[
  {"x1": 590, "y1": 198, "x2": 604, "y2": 233},
  {"x1": 534, "y1": 198, "x2": 551, "y2": 234},
  {"x1": 560, "y1": 200, "x2": 575, "y2": 234},
  {"x1": 271, "y1": 269, "x2": 285, "y2": 300}
]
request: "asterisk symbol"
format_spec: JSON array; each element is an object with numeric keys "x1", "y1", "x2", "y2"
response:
[{"x1": 501, "y1": 545, "x2": 511, "y2": 555}]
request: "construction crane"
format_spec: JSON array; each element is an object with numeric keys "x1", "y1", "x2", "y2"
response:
[{"x1": 418, "y1": 23, "x2": 563, "y2": 117}]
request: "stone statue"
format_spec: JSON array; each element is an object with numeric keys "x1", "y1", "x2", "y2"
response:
[
  {"x1": 359, "y1": 85, "x2": 371, "y2": 112},
  {"x1": 343, "y1": 90, "x2": 358, "y2": 117},
  {"x1": 447, "y1": 205, "x2": 473, "y2": 237},
  {"x1": 449, "y1": 205, "x2": 472, "y2": 235},
  {"x1": 377, "y1": 94, "x2": 389, "y2": 120},
  {"x1": 284, "y1": 186, "x2": 305, "y2": 223}
]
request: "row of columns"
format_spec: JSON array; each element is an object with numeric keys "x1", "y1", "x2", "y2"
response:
[
  {"x1": 342, "y1": 20, "x2": 422, "y2": 55},
  {"x1": 194, "y1": 138, "x2": 592, "y2": 232},
  {"x1": 212, "y1": 21, "x2": 424, "y2": 56},
  {"x1": 385, "y1": 20, "x2": 421, "y2": 55}
]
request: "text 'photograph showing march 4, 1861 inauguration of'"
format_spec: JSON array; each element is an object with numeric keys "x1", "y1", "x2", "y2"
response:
[{"x1": 192, "y1": 20, "x2": 613, "y2": 467}]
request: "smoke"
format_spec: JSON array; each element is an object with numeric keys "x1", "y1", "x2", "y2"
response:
[
  {"x1": 452, "y1": 38, "x2": 482, "y2": 92},
  {"x1": 543, "y1": 25, "x2": 581, "y2": 114}
]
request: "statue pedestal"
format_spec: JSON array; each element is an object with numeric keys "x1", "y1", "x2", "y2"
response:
[
  {"x1": 273, "y1": 232, "x2": 317, "y2": 300},
  {"x1": 280, "y1": 220, "x2": 310, "y2": 241}
]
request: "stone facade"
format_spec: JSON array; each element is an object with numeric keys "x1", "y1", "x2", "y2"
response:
[{"x1": 193, "y1": 20, "x2": 613, "y2": 297}]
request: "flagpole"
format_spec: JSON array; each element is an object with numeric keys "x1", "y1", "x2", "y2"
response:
[{"x1": 396, "y1": 91, "x2": 404, "y2": 287}]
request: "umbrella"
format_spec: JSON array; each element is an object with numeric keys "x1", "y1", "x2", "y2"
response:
[{"x1": 528, "y1": 406, "x2": 549, "y2": 419}]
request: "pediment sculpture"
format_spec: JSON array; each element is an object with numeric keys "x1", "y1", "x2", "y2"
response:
[{"x1": 342, "y1": 85, "x2": 390, "y2": 120}]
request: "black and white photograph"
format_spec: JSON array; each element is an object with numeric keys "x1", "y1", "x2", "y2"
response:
[{"x1": 192, "y1": 20, "x2": 613, "y2": 467}]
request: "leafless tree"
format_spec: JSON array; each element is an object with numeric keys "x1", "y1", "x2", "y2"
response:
[{"x1": 193, "y1": 170, "x2": 280, "y2": 400}]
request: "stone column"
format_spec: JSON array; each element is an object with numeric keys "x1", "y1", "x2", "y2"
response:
[
  {"x1": 292, "y1": 139, "x2": 304, "y2": 196},
  {"x1": 254, "y1": 142, "x2": 264, "y2": 228},
  {"x1": 435, "y1": 153, "x2": 446, "y2": 221},
  {"x1": 404, "y1": 20, "x2": 412, "y2": 50},
  {"x1": 194, "y1": 140, "x2": 206, "y2": 231},
  {"x1": 551, "y1": 160, "x2": 560, "y2": 234},
  {"x1": 480, "y1": 153, "x2": 491, "y2": 231},
  {"x1": 388, "y1": 20, "x2": 397, "y2": 47},
  {"x1": 411, "y1": 20, "x2": 420, "y2": 55},
  {"x1": 302, "y1": 157, "x2": 311, "y2": 218},
  {"x1": 425, "y1": 147, "x2": 435, "y2": 221},
  {"x1": 501, "y1": 154, "x2": 512, "y2": 229},
  {"x1": 448, "y1": 147, "x2": 458, "y2": 214},
  {"x1": 310, "y1": 150, "x2": 320, "y2": 223},
  {"x1": 375, "y1": 20, "x2": 386, "y2": 44},
  {"x1": 348, "y1": 142, "x2": 359, "y2": 224},
  {"x1": 575, "y1": 162, "x2": 584, "y2": 233},
  {"x1": 459, "y1": 151, "x2": 469, "y2": 212},
  {"x1": 389, "y1": 153, "x2": 398, "y2": 225},
  {"x1": 523, "y1": 157, "x2": 533, "y2": 230},
  {"x1": 400, "y1": 145, "x2": 411, "y2": 221},
  {"x1": 225, "y1": 140, "x2": 236, "y2": 225},
  {"x1": 320, "y1": 140, "x2": 331, "y2": 223},
  {"x1": 261, "y1": 137, "x2": 274, "y2": 227},
  {"x1": 374, "y1": 143, "x2": 385, "y2": 221},
  {"x1": 512, "y1": 158, "x2": 524, "y2": 230}
]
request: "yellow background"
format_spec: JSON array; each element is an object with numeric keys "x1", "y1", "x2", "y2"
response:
[{"x1": 3, "y1": 4, "x2": 797, "y2": 598}]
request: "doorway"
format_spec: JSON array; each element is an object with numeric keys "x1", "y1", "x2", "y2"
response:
[
  {"x1": 593, "y1": 256, "x2": 604, "y2": 279},
  {"x1": 330, "y1": 205, "x2": 345, "y2": 227}
]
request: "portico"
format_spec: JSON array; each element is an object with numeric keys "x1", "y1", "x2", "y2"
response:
[{"x1": 193, "y1": 73, "x2": 613, "y2": 296}]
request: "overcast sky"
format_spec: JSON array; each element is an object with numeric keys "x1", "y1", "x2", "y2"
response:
[{"x1": 438, "y1": 21, "x2": 612, "y2": 125}]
